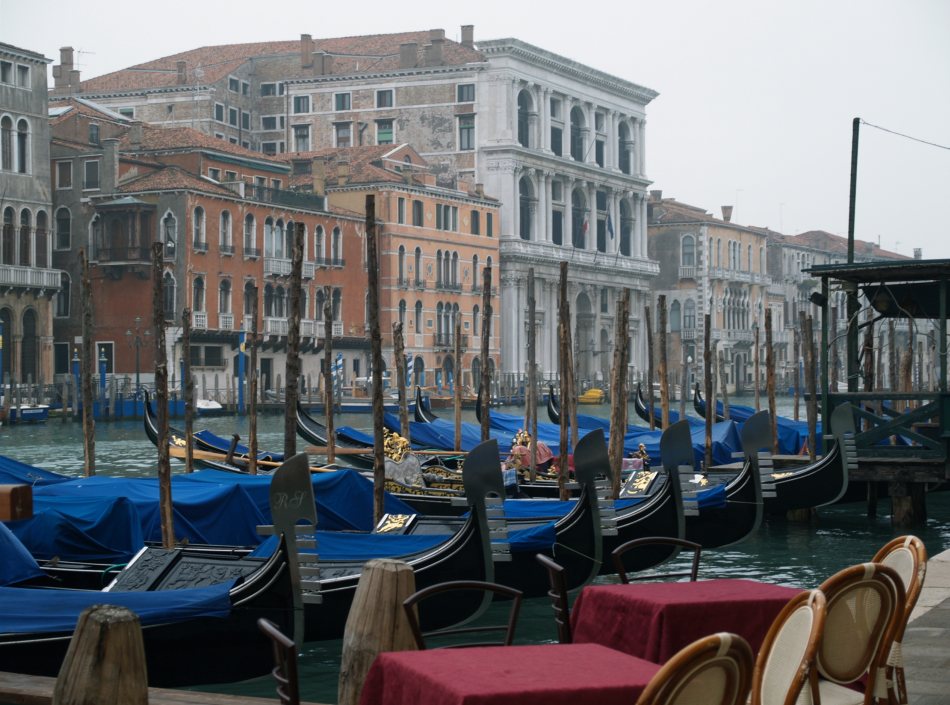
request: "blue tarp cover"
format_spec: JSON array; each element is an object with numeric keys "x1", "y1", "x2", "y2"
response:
[
  {"x1": 0, "y1": 455, "x2": 71, "y2": 486},
  {"x1": 0, "y1": 581, "x2": 233, "y2": 634},
  {"x1": 502, "y1": 522, "x2": 557, "y2": 552},
  {"x1": 0, "y1": 522, "x2": 44, "y2": 586}
]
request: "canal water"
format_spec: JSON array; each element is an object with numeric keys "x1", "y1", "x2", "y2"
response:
[{"x1": 2, "y1": 397, "x2": 948, "y2": 703}]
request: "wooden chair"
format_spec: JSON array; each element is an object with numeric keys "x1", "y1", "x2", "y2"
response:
[
  {"x1": 635, "y1": 632, "x2": 754, "y2": 705},
  {"x1": 535, "y1": 553, "x2": 572, "y2": 643},
  {"x1": 402, "y1": 580, "x2": 523, "y2": 650},
  {"x1": 612, "y1": 537, "x2": 703, "y2": 584},
  {"x1": 750, "y1": 589, "x2": 827, "y2": 705},
  {"x1": 872, "y1": 535, "x2": 927, "y2": 705},
  {"x1": 257, "y1": 618, "x2": 300, "y2": 705},
  {"x1": 814, "y1": 562, "x2": 905, "y2": 705}
]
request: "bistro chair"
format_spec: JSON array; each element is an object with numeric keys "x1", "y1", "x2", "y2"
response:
[
  {"x1": 814, "y1": 562, "x2": 904, "y2": 705},
  {"x1": 535, "y1": 553, "x2": 572, "y2": 643},
  {"x1": 635, "y1": 632, "x2": 754, "y2": 705},
  {"x1": 750, "y1": 589, "x2": 827, "y2": 705},
  {"x1": 872, "y1": 535, "x2": 927, "y2": 705},
  {"x1": 257, "y1": 618, "x2": 300, "y2": 705},
  {"x1": 402, "y1": 580, "x2": 523, "y2": 650},
  {"x1": 612, "y1": 537, "x2": 703, "y2": 584}
]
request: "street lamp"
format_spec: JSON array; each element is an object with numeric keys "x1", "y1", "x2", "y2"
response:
[{"x1": 125, "y1": 316, "x2": 151, "y2": 397}]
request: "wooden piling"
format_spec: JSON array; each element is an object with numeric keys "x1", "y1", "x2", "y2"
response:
[
  {"x1": 248, "y1": 286, "x2": 259, "y2": 475},
  {"x1": 765, "y1": 308, "x2": 778, "y2": 455},
  {"x1": 323, "y1": 285, "x2": 335, "y2": 464},
  {"x1": 754, "y1": 323, "x2": 761, "y2": 411},
  {"x1": 337, "y1": 559, "x2": 417, "y2": 705},
  {"x1": 657, "y1": 295, "x2": 670, "y2": 429},
  {"x1": 717, "y1": 349, "x2": 731, "y2": 420},
  {"x1": 393, "y1": 322, "x2": 410, "y2": 443},
  {"x1": 479, "y1": 264, "x2": 493, "y2": 443},
  {"x1": 558, "y1": 263, "x2": 570, "y2": 499},
  {"x1": 182, "y1": 308, "x2": 194, "y2": 473},
  {"x1": 151, "y1": 242, "x2": 174, "y2": 548},
  {"x1": 52, "y1": 605, "x2": 148, "y2": 705},
  {"x1": 454, "y1": 317, "x2": 462, "y2": 452},
  {"x1": 645, "y1": 304, "x2": 656, "y2": 431},
  {"x1": 365, "y1": 196, "x2": 386, "y2": 526},
  {"x1": 703, "y1": 312, "x2": 713, "y2": 469},
  {"x1": 527, "y1": 268, "x2": 538, "y2": 481},
  {"x1": 80, "y1": 250, "x2": 95, "y2": 475},
  {"x1": 285, "y1": 222, "x2": 305, "y2": 458},
  {"x1": 608, "y1": 289, "x2": 630, "y2": 498},
  {"x1": 804, "y1": 314, "x2": 817, "y2": 461},
  {"x1": 793, "y1": 325, "x2": 801, "y2": 421}
]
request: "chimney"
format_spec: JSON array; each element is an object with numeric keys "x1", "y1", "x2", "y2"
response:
[
  {"x1": 721, "y1": 205, "x2": 733, "y2": 222},
  {"x1": 300, "y1": 34, "x2": 314, "y2": 68},
  {"x1": 312, "y1": 51, "x2": 326, "y2": 75},
  {"x1": 323, "y1": 54, "x2": 334, "y2": 75},
  {"x1": 311, "y1": 158, "x2": 326, "y2": 196},
  {"x1": 129, "y1": 122, "x2": 143, "y2": 146},
  {"x1": 52, "y1": 47, "x2": 74, "y2": 89},
  {"x1": 914, "y1": 248, "x2": 922, "y2": 260},
  {"x1": 336, "y1": 160, "x2": 350, "y2": 186},
  {"x1": 649, "y1": 189, "x2": 663, "y2": 201},
  {"x1": 176, "y1": 60, "x2": 187, "y2": 85},
  {"x1": 69, "y1": 70, "x2": 81, "y2": 90},
  {"x1": 475, "y1": 182, "x2": 484, "y2": 198},
  {"x1": 430, "y1": 28, "x2": 446, "y2": 41},
  {"x1": 425, "y1": 39, "x2": 444, "y2": 67},
  {"x1": 102, "y1": 138, "x2": 120, "y2": 191},
  {"x1": 399, "y1": 43, "x2": 418, "y2": 69},
  {"x1": 461, "y1": 25, "x2": 474, "y2": 49}
]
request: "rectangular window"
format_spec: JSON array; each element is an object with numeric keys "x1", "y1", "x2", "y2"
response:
[
  {"x1": 242, "y1": 81, "x2": 250, "y2": 96},
  {"x1": 595, "y1": 139, "x2": 605, "y2": 167},
  {"x1": 54, "y1": 342, "x2": 70, "y2": 375},
  {"x1": 550, "y1": 126, "x2": 562, "y2": 157},
  {"x1": 595, "y1": 112, "x2": 605, "y2": 132},
  {"x1": 214, "y1": 103, "x2": 224, "y2": 122},
  {"x1": 412, "y1": 200, "x2": 424, "y2": 227},
  {"x1": 293, "y1": 95, "x2": 310, "y2": 114},
  {"x1": 208, "y1": 168, "x2": 221, "y2": 181},
  {"x1": 457, "y1": 83, "x2": 475, "y2": 102},
  {"x1": 229, "y1": 77, "x2": 239, "y2": 92},
  {"x1": 551, "y1": 210, "x2": 563, "y2": 245},
  {"x1": 376, "y1": 119, "x2": 393, "y2": 145},
  {"x1": 241, "y1": 111, "x2": 250, "y2": 130},
  {"x1": 262, "y1": 142, "x2": 278, "y2": 155},
  {"x1": 0, "y1": 61, "x2": 11, "y2": 84},
  {"x1": 335, "y1": 122, "x2": 352, "y2": 148},
  {"x1": 15, "y1": 64, "x2": 29, "y2": 88},
  {"x1": 224, "y1": 170, "x2": 237, "y2": 181},
  {"x1": 471, "y1": 210, "x2": 480, "y2": 235},
  {"x1": 118, "y1": 107, "x2": 134, "y2": 118},
  {"x1": 271, "y1": 179, "x2": 281, "y2": 190},
  {"x1": 397, "y1": 197, "x2": 406, "y2": 224},
  {"x1": 56, "y1": 161, "x2": 72, "y2": 189},
  {"x1": 458, "y1": 115, "x2": 475, "y2": 151},
  {"x1": 550, "y1": 98, "x2": 561, "y2": 118},
  {"x1": 293, "y1": 125, "x2": 310, "y2": 152},
  {"x1": 261, "y1": 115, "x2": 278, "y2": 130},
  {"x1": 551, "y1": 180, "x2": 562, "y2": 202},
  {"x1": 89, "y1": 124, "x2": 100, "y2": 145},
  {"x1": 83, "y1": 160, "x2": 100, "y2": 190},
  {"x1": 261, "y1": 82, "x2": 278, "y2": 97},
  {"x1": 334, "y1": 92, "x2": 351, "y2": 111},
  {"x1": 228, "y1": 107, "x2": 238, "y2": 126},
  {"x1": 229, "y1": 137, "x2": 238, "y2": 144},
  {"x1": 376, "y1": 89, "x2": 393, "y2": 108},
  {"x1": 486, "y1": 213, "x2": 493, "y2": 237}
]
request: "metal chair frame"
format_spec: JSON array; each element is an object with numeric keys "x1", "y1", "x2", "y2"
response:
[{"x1": 612, "y1": 536, "x2": 703, "y2": 583}]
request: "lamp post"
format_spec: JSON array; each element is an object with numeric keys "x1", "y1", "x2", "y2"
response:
[
  {"x1": 71, "y1": 347, "x2": 80, "y2": 419},
  {"x1": 98, "y1": 346, "x2": 107, "y2": 407},
  {"x1": 125, "y1": 316, "x2": 150, "y2": 398}
]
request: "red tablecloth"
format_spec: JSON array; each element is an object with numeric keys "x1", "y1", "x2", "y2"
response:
[
  {"x1": 359, "y1": 643, "x2": 662, "y2": 705},
  {"x1": 571, "y1": 578, "x2": 801, "y2": 662}
]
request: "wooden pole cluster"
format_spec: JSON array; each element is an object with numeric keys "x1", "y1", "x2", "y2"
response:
[
  {"x1": 657, "y1": 295, "x2": 670, "y2": 429},
  {"x1": 182, "y1": 308, "x2": 194, "y2": 473},
  {"x1": 454, "y1": 317, "x2": 462, "y2": 452},
  {"x1": 765, "y1": 308, "x2": 778, "y2": 455},
  {"x1": 323, "y1": 285, "x2": 336, "y2": 464},
  {"x1": 393, "y1": 322, "x2": 410, "y2": 442},
  {"x1": 526, "y1": 268, "x2": 538, "y2": 481},
  {"x1": 80, "y1": 250, "x2": 95, "y2": 475},
  {"x1": 717, "y1": 349, "x2": 730, "y2": 420},
  {"x1": 703, "y1": 312, "x2": 713, "y2": 469},
  {"x1": 645, "y1": 305, "x2": 656, "y2": 430},
  {"x1": 248, "y1": 286, "x2": 259, "y2": 475},
  {"x1": 284, "y1": 222, "x2": 305, "y2": 458},
  {"x1": 365, "y1": 196, "x2": 387, "y2": 526},
  {"x1": 608, "y1": 289, "x2": 631, "y2": 498},
  {"x1": 479, "y1": 264, "x2": 493, "y2": 442},
  {"x1": 151, "y1": 242, "x2": 174, "y2": 548},
  {"x1": 558, "y1": 262, "x2": 571, "y2": 500}
]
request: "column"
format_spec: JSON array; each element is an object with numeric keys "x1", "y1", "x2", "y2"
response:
[
  {"x1": 587, "y1": 181, "x2": 597, "y2": 251},
  {"x1": 537, "y1": 86, "x2": 549, "y2": 152},
  {"x1": 585, "y1": 101, "x2": 595, "y2": 165},
  {"x1": 565, "y1": 176, "x2": 575, "y2": 248},
  {"x1": 605, "y1": 111, "x2": 616, "y2": 171},
  {"x1": 610, "y1": 189, "x2": 620, "y2": 255},
  {"x1": 535, "y1": 169, "x2": 548, "y2": 243},
  {"x1": 638, "y1": 119, "x2": 646, "y2": 176}
]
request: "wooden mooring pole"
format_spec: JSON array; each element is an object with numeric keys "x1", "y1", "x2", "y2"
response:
[
  {"x1": 80, "y1": 250, "x2": 95, "y2": 475},
  {"x1": 657, "y1": 295, "x2": 670, "y2": 429},
  {"x1": 608, "y1": 289, "x2": 630, "y2": 498},
  {"x1": 182, "y1": 308, "x2": 194, "y2": 473},
  {"x1": 151, "y1": 242, "x2": 174, "y2": 548},
  {"x1": 248, "y1": 287, "x2": 259, "y2": 475},
  {"x1": 323, "y1": 285, "x2": 335, "y2": 465},
  {"x1": 284, "y1": 222, "x2": 304, "y2": 458},
  {"x1": 527, "y1": 268, "x2": 538, "y2": 481},
  {"x1": 365, "y1": 195, "x2": 386, "y2": 526},
  {"x1": 558, "y1": 262, "x2": 570, "y2": 500},
  {"x1": 703, "y1": 312, "x2": 713, "y2": 469},
  {"x1": 479, "y1": 264, "x2": 493, "y2": 443},
  {"x1": 645, "y1": 304, "x2": 655, "y2": 431}
]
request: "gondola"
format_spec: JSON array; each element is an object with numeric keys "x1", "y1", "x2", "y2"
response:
[
  {"x1": 0, "y1": 499, "x2": 297, "y2": 688},
  {"x1": 693, "y1": 383, "x2": 725, "y2": 422},
  {"x1": 294, "y1": 399, "x2": 377, "y2": 470},
  {"x1": 414, "y1": 385, "x2": 438, "y2": 422},
  {"x1": 547, "y1": 383, "x2": 561, "y2": 425},
  {"x1": 634, "y1": 382, "x2": 666, "y2": 428}
]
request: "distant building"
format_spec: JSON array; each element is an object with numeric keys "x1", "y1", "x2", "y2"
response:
[{"x1": 0, "y1": 42, "x2": 58, "y2": 392}]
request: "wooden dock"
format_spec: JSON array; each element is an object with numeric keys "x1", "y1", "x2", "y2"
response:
[{"x1": 0, "y1": 671, "x2": 330, "y2": 705}]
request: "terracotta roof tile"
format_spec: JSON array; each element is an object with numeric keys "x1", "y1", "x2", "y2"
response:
[
  {"x1": 119, "y1": 124, "x2": 288, "y2": 167},
  {"x1": 117, "y1": 165, "x2": 237, "y2": 197}
]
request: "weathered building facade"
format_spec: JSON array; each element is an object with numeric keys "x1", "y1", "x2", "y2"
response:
[{"x1": 0, "y1": 43, "x2": 58, "y2": 392}]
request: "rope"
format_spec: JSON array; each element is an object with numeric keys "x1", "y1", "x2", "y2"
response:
[{"x1": 861, "y1": 119, "x2": 950, "y2": 151}]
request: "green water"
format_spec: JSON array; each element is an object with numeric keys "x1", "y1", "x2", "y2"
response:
[{"x1": 2, "y1": 398, "x2": 948, "y2": 703}]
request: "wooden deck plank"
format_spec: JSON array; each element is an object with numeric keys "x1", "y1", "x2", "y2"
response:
[{"x1": 0, "y1": 671, "x2": 331, "y2": 705}]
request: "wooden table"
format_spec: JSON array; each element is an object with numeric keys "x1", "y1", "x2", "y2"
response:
[
  {"x1": 571, "y1": 578, "x2": 801, "y2": 662},
  {"x1": 359, "y1": 643, "x2": 662, "y2": 705}
]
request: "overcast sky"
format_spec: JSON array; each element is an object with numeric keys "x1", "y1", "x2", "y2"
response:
[{"x1": 5, "y1": 0, "x2": 949, "y2": 257}]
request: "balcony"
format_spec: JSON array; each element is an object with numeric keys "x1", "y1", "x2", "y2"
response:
[
  {"x1": 95, "y1": 246, "x2": 151, "y2": 264},
  {"x1": 192, "y1": 311, "x2": 208, "y2": 330},
  {"x1": 220, "y1": 244, "x2": 235, "y2": 255},
  {"x1": 397, "y1": 276, "x2": 410, "y2": 289},
  {"x1": 301, "y1": 319, "x2": 315, "y2": 337},
  {"x1": 244, "y1": 246, "x2": 261, "y2": 259},
  {"x1": 0, "y1": 265, "x2": 62, "y2": 291},
  {"x1": 329, "y1": 257, "x2": 345, "y2": 268},
  {"x1": 219, "y1": 313, "x2": 234, "y2": 330},
  {"x1": 722, "y1": 329, "x2": 754, "y2": 343},
  {"x1": 435, "y1": 333, "x2": 468, "y2": 350},
  {"x1": 313, "y1": 320, "x2": 344, "y2": 338},
  {"x1": 193, "y1": 241, "x2": 208, "y2": 253},
  {"x1": 437, "y1": 281, "x2": 463, "y2": 292},
  {"x1": 248, "y1": 184, "x2": 327, "y2": 212},
  {"x1": 264, "y1": 257, "x2": 292, "y2": 276},
  {"x1": 678, "y1": 265, "x2": 697, "y2": 280},
  {"x1": 303, "y1": 261, "x2": 315, "y2": 280},
  {"x1": 414, "y1": 278, "x2": 426, "y2": 290},
  {"x1": 680, "y1": 328, "x2": 697, "y2": 340},
  {"x1": 264, "y1": 317, "x2": 289, "y2": 336}
]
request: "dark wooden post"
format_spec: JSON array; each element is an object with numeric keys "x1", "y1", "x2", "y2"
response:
[
  {"x1": 830, "y1": 305, "x2": 840, "y2": 392},
  {"x1": 182, "y1": 308, "x2": 194, "y2": 473},
  {"x1": 804, "y1": 314, "x2": 818, "y2": 461},
  {"x1": 608, "y1": 289, "x2": 630, "y2": 498},
  {"x1": 558, "y1": 262, "x2": 570, "y2": 499},
  {"x1": 248, "y1": 286, "x2": 259, "y2": 475},
  {"x1": 703, "y1": 312, "x2": 713, "y2": 469},
  {"x1": 454, "y1": 317, "x2": 462, "y2": 452},
  {"x1": 766, "y1": 307, "x2": 778, "y2": 455},
  {"x1": 793, "y1": 325, "x2": 801, "y2": 421},
  {"x1": 479, "y1": 264, "x2": 493, "y2": 442},
  {"x1": 754, "y1": 324, "x2": 761, "y2": 411},
  {"x1": 151, "y1": 242, "x2": 174, "y2": 548},
  {"x1": 657, "y1": 295, "x2": 669, "y2": 429},
  {"x1": 645, "y1": 304, "x2": 655, "y2": 430},
  {"x1": 718, "y1": 349, "x2": 730, "y2": 420},
  {"x1": 393, "y1": 322, "x2": 410, "y2": 442},
  {"x1": 80, "y1": 250, "x2": 95, "y2": 475},
  {"x1": 285, "y1": 222, "x2": 304, "y2": 458},
  {"x1": 53, "y1": 605, "x2": 148, "y2": 705},
  {"x1": 527, "y1": 268, "x2": 538, "y2": 480},
  {"x1": 323, "y1": 286, "x2": 336, "y2": 463},
  {"x1": 365, "y1": 196, "x2": 386, "y2": 525}
]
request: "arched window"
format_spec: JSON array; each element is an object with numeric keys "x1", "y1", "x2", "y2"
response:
[
  {"x1": 263, "y1": 217, "x2": 275, "y2": 257},
  {"x1": 243, "y1": 213, "x2": 255, "y2": 253},
  {"x1": 0, "y1": 116, "x2": 12, "y2": 171},
  {"x1": 315, "y1": 225, "x2": 325, "y2": 262},
  {"x1": 192, "y1": 206, "x2": 205, "y2": 247},
  {"x1": 414, "y1": 300, "x2": 422, "y2": 331},
  {"x1": 331, "y1": 227, "x2": 342, "y2": 264},
  {"x1": 220, "y1": 210, "x2": 232, "y2": 249},
  {"x1": 681, "y1": 234, "x2": 695, "y2": 267},
  {"x1": 284, "y1": 220, "x2": 295, "y2": 258},
  {"x1": 15, "y1": 119, "x2": 29, "y2": 174},
  {"x1": 747, "y1": 244, "x2": 753, "y2": 271},
  {"x1": 163, "y1": 212, "x2": 177, "y2": 258},
  {"x1": 472, "y1": 254, "x2": 479, "y2": 291},
  {"x1": 315, "y1": 288, "x2": 326, "y2": 321},
  {"x1": 218, "y1": 279, "x2": 231, "y2": 314},
  {"x1": 435, "y1": 249, "x2": 443, "y2": 286},
  {"x1": 670, "y1": 300, "x2": 681, "y2": 332},
  {"x1": 414, "y1": 247, "x2": 423, "y2": 285},
  {"x1": 436, "y1": 302, "x2": 444, "y2": 339},
  {"x1": 56, "y1": 207, "x2": 71, "y2": 250},
  {"x1": 618, "y1": 122, "x2": 631, "y2": 174},
  {"x1": 716, "y1": 238, "x2": 722, "y2": 268},
  {"x1": 274, "y1": 219, "x2": 285, "y2": 258},
  {"x1": 263, "y1": 284, "x2": 275, "y2": 317},
  {"x1": 451, "y1": 251, "x2": 459, "y2": 285},
  {"x1": 275, "y1": 286, "x2": 287, "y2": 318},
  {"x1": 34, "y1": 211, "x2": 48, "y2": 268},
  {"x1": 517, "y1": 90, "x2": 532, "y2": 148},
  {"x1": 398, "y1": 245, "x2": 406, "y2": 284},
  {"x1": 331, "y1": 288, "x2": 341, "y2": 321},
  {"x1": 21, "y1": 309, "x2": 36, "y2": 381},
  {"x1": 399, "y1": 299, "x2": 406, "y2": 327},
  {"x1": 19, "y1": 209, "x2": 31, "y2": 266},
  {"x1": 473, "y1": 304, "x2": 480, "y2": 336},
  {"x1": 244, "y1": 281, "x2": 257, "y2": 316},
  {"x1": 571, "y1": 189, "x2": 587, "y2": 249},
  {"x1": 519, "y1": 176, "x2": 533, "y2": 240},
  {"x1": 619, "y1": 199, "x2": 632, "y2": 257},
  {"x1": 570, "y1": 106, "x2": 585, "y2": 161},
  {"x1": 192, "y1": 276, "x2": 205, "y2": 313},
  {"x1": 56, "y1": 273, "x2": 70, "y2": 317},
  {"x1": 162, "y1": 271, "x2": 176, "y2": 320}
]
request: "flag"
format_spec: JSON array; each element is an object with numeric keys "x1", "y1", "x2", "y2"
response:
[
  {"x1": 606, "y1": 214, "x2": 615, "y2": 240},
  {"x1": 581, "y1": 215, "x2": 589, "y2": 236}
]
